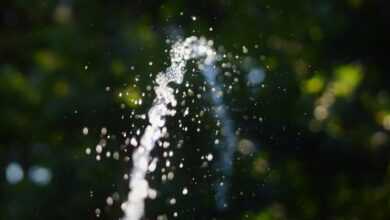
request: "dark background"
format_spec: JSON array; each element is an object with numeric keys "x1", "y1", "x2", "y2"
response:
[{"x1": 1, "y1": 0, "x2": 390, "y2": 219}]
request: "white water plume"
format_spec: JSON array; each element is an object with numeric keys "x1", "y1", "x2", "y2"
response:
[
  {"x1": 202, "y1": 66, "x2": 237, "y2": 210},
  {"x1": 121, "y1": 36, "x2": 217, "y2": 220}
]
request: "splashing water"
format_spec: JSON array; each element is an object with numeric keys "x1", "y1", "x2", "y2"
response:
[
  {"x1": 121, "y1": 36, "x2": 217, "y2": 220},
  {"x1": 202, "y1": 66, "x2": 237, "y2": 210}
]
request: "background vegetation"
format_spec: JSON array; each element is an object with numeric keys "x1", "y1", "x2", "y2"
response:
[{"x1": 1, "y1": 0, "x2": 390, "y2": 219}]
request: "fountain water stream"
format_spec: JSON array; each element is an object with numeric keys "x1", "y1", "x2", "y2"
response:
[
  {"x1": 121, "y1": 36, "x2": 218, "y2": 220},
  {"x1": 202, "y1": 66, "x2": 237, "y2": 210}
]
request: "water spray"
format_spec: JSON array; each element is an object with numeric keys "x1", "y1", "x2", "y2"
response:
[
  {"x1": 202, "y1": 66, "x2": 237, "y2": 210},
  {"x1": 121, "y1": 36, "x2": 217, "y2": 220}
]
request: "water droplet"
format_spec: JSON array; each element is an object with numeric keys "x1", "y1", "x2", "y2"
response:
[
  {"x1": 95, "y1": 208, "x2": 101, "y2": 218},
  {"x1": 182, "y1": 187, "x2": 188, "y2": 195},
  {"x1": 5, "y1": 162, "x2": 24, "y2": 184},
  {"x1": 169, "y1": 198, "x2": 176, "y2": 205},
  {"x1": 130, "y1": 137, "x2": 138, "y2": 147},
  {"x1": 101, "y1": 127, "x2": 108, "y2": 135},
  {"x1": 96, "y1": 145, "x2": 103, "y2": 154},
  {"x1": 82, "y1": 127, "x2": 89, "y2": 135},
  {"x1": 242, "y1": 45, "x2": 248, "y2": 54},
  {"x1": 106, "y1": 197, "x2": 114, "y2": 206}
]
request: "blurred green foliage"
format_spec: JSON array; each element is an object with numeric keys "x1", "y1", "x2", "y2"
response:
[{"x1": 1, "y1": 0, "x2": 390, "y2": 220}]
